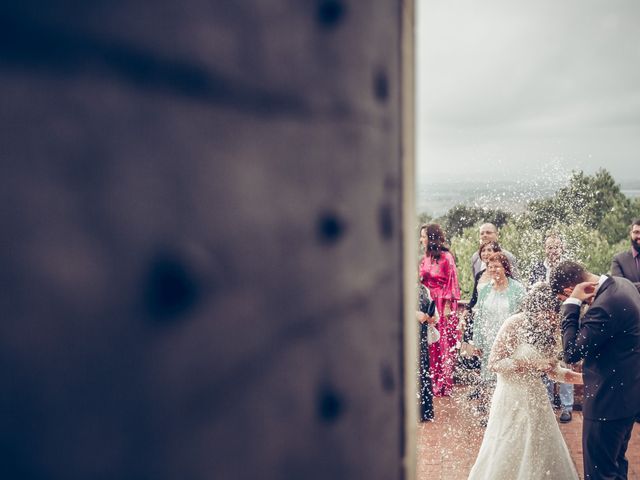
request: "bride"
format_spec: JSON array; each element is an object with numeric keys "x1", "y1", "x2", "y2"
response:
[{"x1": 467, "y1": 283, "x2": 583, "y2": 480}]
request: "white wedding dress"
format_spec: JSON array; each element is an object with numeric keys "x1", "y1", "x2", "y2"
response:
[{"x1": 467, "y1": 313, "x2": 579, "y2": 480}]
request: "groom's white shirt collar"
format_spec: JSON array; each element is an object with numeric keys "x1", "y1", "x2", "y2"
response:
[{"x1": 563, "y1": 275, "x2": 608, "y2": 306}]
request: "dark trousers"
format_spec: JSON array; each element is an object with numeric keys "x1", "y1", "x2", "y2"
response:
[
  {"x1": 583, "y1": 416, "x2": 635, "y2": 479},
  {"x1": 418, "y1": 324, "x2": 434, "y2": 421}
]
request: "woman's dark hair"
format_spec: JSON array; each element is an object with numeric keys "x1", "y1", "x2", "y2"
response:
[
  {"x1": 421, "y1": 223, "x2": 449, "y2": 261},
  {"x1": 521, "y1": 282, "x2": 561, "y2": 356},
  {"x1": 486, "y1": 252, "x2": 513, "y2": 278},
  {"x1": 478, "y1": 240, "x2": 502, "y2": 258}
]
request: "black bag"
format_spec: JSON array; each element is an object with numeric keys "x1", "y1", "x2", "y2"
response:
[{"x1": 420, "y1": 297, "x2": 437, "y2": 317}]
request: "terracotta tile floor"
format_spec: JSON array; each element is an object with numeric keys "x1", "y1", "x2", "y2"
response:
[{"x1": 417, "y1": 385, "x2": 640, "y2": 480}]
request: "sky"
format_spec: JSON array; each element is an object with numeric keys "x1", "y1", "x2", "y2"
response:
[{"x1": 416, "y1": 0, "x2": 640, "y2": 184}]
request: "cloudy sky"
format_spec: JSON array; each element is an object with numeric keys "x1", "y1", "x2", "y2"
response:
[{"x1": 416, "y1": 0, "x2": 640, "y2": 184}]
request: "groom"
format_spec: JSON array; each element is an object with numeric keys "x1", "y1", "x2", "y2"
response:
[{"x1": 550, "y1": 261, "x2": 640, "y2": 480}]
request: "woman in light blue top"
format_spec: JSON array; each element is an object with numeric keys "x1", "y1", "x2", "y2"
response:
[{"x1": 472, "y1": 252, "x2": 525, "y2": 420}]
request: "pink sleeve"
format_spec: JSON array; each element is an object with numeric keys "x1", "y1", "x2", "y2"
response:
[
  {"x1": 418, "y1": 255, "x2": 427, "y2": 285},
  {"x1": 442, "y1": 252, "x2": 461, "y2": 300}
]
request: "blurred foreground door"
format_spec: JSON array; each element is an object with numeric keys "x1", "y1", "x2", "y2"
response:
[{"x1": 0, "y1": 1, "x2": 415, "y2": 479}]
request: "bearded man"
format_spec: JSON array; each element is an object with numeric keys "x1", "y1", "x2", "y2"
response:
[{"x1": 611, "y1": 217, "x2": 640, "y2": 294}]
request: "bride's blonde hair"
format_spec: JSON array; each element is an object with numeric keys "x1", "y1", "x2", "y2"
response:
[{"x1": 520, "y1": 282, "x2": 561, "y2": 357}]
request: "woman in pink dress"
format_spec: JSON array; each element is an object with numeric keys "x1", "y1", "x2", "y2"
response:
[{"x1": 419, "y1": 223, "x2": 461, "y2": 397}]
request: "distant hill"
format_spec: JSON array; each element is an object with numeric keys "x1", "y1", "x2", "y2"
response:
[{"x1": 417, "y1": 178, "x2": 640, "y2": 217}]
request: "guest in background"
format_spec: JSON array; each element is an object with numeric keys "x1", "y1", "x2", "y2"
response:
[
  {"x1": 530, "y1": 232, "x2": 564, "y2": 284},
  {"x1": 462, "y1": 241, "x2": 502, "y2": 398},
  {"x1": 610, "y1": 217, "x2": 640, "y2": 424},
  {"x1": 419, "y1": 224, "x2": 461, "y2": 397},
  {"x1": 463, "y1": 242, "x2": 502, "y2": 352},
  {"x1": 470, "y1": 223, "x2": 518, "y2": 278},
  {"x1": 611, "y1": 217, "x2": 640, "y2": 294},
  {"x1": 417, "y1": 281, "x2": 439, "y2": 422},
  {"x1": 529, "y1": 232, "x2": 574, "y2": 423},
  {"x1": 467, "y1": 241, "x2": 502, "y2": 317},
  {"x1": 472, "y1": 252, "x2": 525, "y2": 420}
]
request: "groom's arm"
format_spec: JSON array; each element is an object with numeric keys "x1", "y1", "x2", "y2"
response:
[{"x1": 561, "y1": 302, "x2": 613, "y2": 364}]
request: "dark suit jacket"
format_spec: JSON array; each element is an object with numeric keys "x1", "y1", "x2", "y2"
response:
[
  {"x1": 528, "y1": 261, "x2": 547, "y2": 285},
  {"x1": 466, "y1": 269, "x2": 485, "y2": 313},
  {"x1": 611, "y1": 249, "x2": 640, "y2": 294},
  {"x1": 561, "y1": 276, "x2": 640, "y2": 421},
  {"x1": 462, "y1": 270, "x2": 485, "y2": 344}
]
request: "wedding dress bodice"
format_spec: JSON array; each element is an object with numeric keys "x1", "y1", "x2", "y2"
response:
[{"x1": 498, "y1": 343, "x2": 547, "y2": 383}]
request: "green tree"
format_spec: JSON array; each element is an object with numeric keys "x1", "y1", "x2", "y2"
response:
[
  {"x1": 438, "y1": 168, "x2": 637, "y2": 298},
  {"x1": 498, "y1": 215, "x2": 545, "y2": 282},
  {"x1": 450, "y1": 226, "x2": 480, "y2": 299},
  {"x1": 417, "y1": 211, "x2": 432, "y2": 228},
  {"x1": 527, "y1": 169, "x2": 632, "y2": 244}
]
